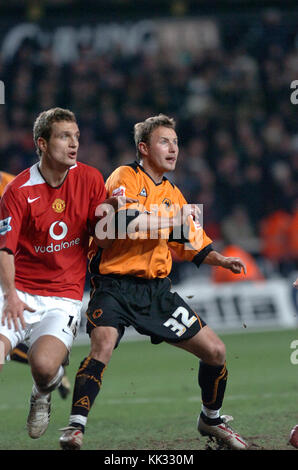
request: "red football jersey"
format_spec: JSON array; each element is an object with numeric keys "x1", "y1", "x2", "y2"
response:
[{"x1": 0, "y1": 162, "x2": 106, "y2": 300}]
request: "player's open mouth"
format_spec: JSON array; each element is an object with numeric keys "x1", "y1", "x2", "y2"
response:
[
  {"x1": 166, "y1": 158, "x2": 176, "y2": 163},
  {"x1": 68, "y1": 152, "x2": 77, "y2": 158}
]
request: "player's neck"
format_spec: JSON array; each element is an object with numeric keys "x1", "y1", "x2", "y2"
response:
[
  {"x1": 139, "y1": 161, "x2": 164, "y2": 184},
  {"x1": 38, "y1": 160, "x2": 70, "y2": 188}
]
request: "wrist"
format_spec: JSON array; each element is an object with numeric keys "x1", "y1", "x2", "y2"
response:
[
  {"x1": 3, "y1": 288, "x2": 17, "y2": 299},
  {"x1": 220, "y1": 256, "x2": 229, "y2": 268}
]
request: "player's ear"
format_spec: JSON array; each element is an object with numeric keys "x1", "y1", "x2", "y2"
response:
[
  {"x1": 37, "y1": 137, "x2": 47, "y2": 155},
  {"x1": 138, "y1": 141, "x2": 148, "y2": 157}
]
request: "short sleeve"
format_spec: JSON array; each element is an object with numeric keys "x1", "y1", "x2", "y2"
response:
[
  {"x1": 105, "y1": 166, "x2": 140, "y2": 201},
  {"x1": 88, "y1": 169, "x2": 107, "y2": 234},
  {"x1": 0, "y1": 187, "x2": 26, "y2": 254},
  {"x1": 168, "y1": 188, "x2": 213, "y2": 263}
]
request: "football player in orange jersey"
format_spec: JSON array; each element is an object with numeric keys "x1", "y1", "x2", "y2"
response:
[
  {"x1": 0, "y1": 171, "x2": 14, "y2": 197},
  {"x1": 60, "y1": 114, "x2": 248, "y2": 451}
]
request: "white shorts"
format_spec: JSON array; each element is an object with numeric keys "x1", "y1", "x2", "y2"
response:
[{"x1": 0, "y1": 289, "x2": 82, "y2": 352}]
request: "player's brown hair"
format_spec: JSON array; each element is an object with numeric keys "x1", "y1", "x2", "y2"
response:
[
  {"x1": 33, "y1": 107, "x2": 77, "y2": 157},
  {"x1": 134, "y1": 114, "x2": 176, "y2": 162}
]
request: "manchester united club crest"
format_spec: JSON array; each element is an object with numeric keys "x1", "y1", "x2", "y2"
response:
[{"x1": 52, "y1": 198, "x2": 66, "y2": 213}]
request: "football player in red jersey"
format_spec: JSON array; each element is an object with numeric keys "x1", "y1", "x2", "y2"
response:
[
  {"x1": 0, "y1": 170, "x2": 72, "y2": 399},
  {"x1": 0, "y1": 108, "x2": 108, "y2": 439}
]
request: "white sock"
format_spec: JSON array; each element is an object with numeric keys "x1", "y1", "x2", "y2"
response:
[
  {"x1": 202, "y1": 405, "x2": 220, "y2": 419},
  {"x1": 69, "y1": 414, "x2": 87, "y2": 428}
]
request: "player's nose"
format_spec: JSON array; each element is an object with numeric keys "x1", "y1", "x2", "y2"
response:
[{"x1": 69, "y1": 137, "x2": 78, "y2": 148}]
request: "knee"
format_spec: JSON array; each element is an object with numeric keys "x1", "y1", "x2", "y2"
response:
[
  {"x1": 0, "y1": 336, "x2": 12, "y2": 372},
  {"x1": 204, "y1": 340, "x2": 226, "y2": 366},
  {"x1": 90, "y1": 327, "x2": 118, "y2": 364},
  {"x1": 30, "y1": 354, "x2": 58, "y2": 386}
]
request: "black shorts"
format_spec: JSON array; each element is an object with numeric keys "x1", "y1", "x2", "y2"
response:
[{"x1": 86, "y1": 274, "x2": 206, "y2": 346}]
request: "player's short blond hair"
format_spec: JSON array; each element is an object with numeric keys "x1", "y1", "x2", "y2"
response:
[
  {"x1": 134, "y1": 114, "x2": 176, "y2": 162},
  {"x1": 33, "y1": 107, "x2": 77, "y2": 157}
]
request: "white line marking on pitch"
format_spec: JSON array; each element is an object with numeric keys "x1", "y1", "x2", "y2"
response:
[{"x1": 0, "y1": 390, "x2": 295, "y2": 409}]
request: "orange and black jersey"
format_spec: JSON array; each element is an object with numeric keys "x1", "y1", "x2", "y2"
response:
[
  {"x1": 0, "y1": 171, "x2": 15, "y2": 198},
  {"x1": 89, "y1": 162, "x2": 213, "y2": 279}
]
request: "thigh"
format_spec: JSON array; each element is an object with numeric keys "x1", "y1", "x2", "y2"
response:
[
  {"x1": 169, "y1": 325, "x2": 226, "y2": 364},
  {"x1": 29, "y1": 297, "x2": 82, "y2": 351},
  {"x1": 86, "y1": 289, "x2": 127, "y2": 346},
  {"x1": 0, "y1": 289, "x2": 32, "y2": 351},
  {"x1": 0, "y1": 334, "x2": 13, "y2": 368}
]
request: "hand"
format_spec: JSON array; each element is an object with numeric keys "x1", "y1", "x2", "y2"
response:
[
  {"x1": 222, "y1": 257, "x2": 247, "y2": 275},
  {"x1": 293, "y1": 279, "x2": 298, "y2": 288},
  {"x1": 95, "y1": 196, "x2": 138, "y2": 218},
  {"x1": 1, "y1": 291, "x2": 35, "y2": 331}
]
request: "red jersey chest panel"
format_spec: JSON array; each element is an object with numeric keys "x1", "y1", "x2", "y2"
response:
[
  {"x1": 23, "y1": 172, "x2": 88, "y2": 251},
  {"x1": 0, "y1": 163, "x2": 106, "y2": 299}
]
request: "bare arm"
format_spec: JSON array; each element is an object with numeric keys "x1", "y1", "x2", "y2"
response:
[
  {"x1": 0, "y1": 250, "x2": 34, "y2": 330},
  {"x1": 94, "y1": 202, "x2": 200, "y2": 243},
  {"x1": 0, "y1": 250, "x2": 16, "y2": 294},
  {"x1": 127, "y1": 204, "x2": 200, "y2": 233},
  {"x1": 203, "y1": 250, "x2": 247, "y2": 275},
  {"x1": 93, "y1": 209, "x2": 177, "y2": 248}
]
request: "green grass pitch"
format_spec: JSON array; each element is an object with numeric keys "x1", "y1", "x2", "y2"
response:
[{"x1": 0, "y1": 328, "x2": 297, "y2": 450}]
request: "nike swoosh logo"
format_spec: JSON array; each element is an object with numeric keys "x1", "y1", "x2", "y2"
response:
[
  {"x1": 62, "y1": 328, "x2": 72, "y2": 336},
  {"x1": 27, "y1": 196, "x2": 40, "y2": 203}
]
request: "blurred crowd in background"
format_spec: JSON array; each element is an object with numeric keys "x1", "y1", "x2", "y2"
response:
[{"x1": 0, "y1": 7, "x2": 297, "y2": 280}]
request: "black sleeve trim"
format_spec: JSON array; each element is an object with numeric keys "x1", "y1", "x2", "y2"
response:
[
  {"x1": 114, "y1": 208, "x2": 141, "y2": 236},
  {"x1": 0, "y1": 247, "x2": 13, "y2": 255},
  {"x1": 89, "y1": 246, "x2": 103, "y2": 275},
  {"x1": 192, "y1": 244, "x2": 214, "y2": 268},
  {"x1": 168, "y1": 224, "x2": 190, "y2": 244}
]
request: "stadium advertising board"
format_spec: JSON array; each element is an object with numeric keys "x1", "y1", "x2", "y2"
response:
[
  {"x1": 0, "y1": 19, "x2": 219, "y2": 63},
  {"x1": 175, "y1": 279, "x2": 297, "y2": 332}
]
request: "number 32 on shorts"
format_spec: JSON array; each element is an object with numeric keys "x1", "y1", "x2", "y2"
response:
[{"x1": 163, "y1": 307, "x2": 197, "y2": 337}]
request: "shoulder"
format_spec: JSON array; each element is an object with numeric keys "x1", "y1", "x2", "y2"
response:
[
  {"x1": 4, "y1": 167, "x2": 31, "y2": 195},
  {"x1": 72, "y1": 163, "x2": 105, "y2": 191},
  {"x1": 109, "y1": 163, "x2": 139, "y2": 179},
  {"x1": 163, "y1": 177, "x2": 184, "y2": 199},
  {"x1": 106, "y1": 164, "x2": 139, "y2": 185},
  {"x1": 0, "y1": 171, "x2": 15, "y2": 185},
  {"x1": 0, "y1": 168, "x2": 33, "y2": 209},
  {"x1": 163, "y1": 175, "x2": 177, "y2": 190},
  {"x1": 75, "y1": 162, "x2": 104, "y2": 180}
]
